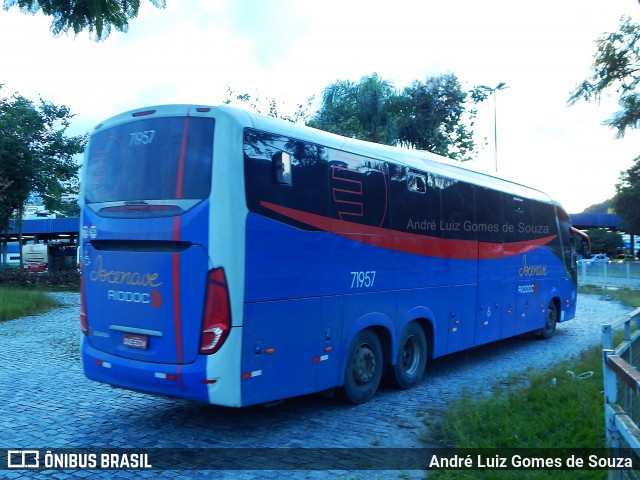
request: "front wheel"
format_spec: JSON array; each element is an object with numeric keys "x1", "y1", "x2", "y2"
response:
[
  {"x1": 387, "y1": 322, "x2": 427, "y2": 390},
  {"x1": 537, "y1": 302, "x2": 557, "y2": 339},
  {"x1": 338, "y1": 329, "x2": 383, "y2": 405}
]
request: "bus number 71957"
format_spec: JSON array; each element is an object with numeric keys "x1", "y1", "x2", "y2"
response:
[{"x1": 351, "y1": 271, "x2": 376, "y2": 288}]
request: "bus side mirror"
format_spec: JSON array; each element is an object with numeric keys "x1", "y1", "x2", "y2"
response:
[
  {"x1": 272, "y1": 152, "x2": 292, "y2": 185},
  {"x1": 571, "y1": 227, "x2": 591, "y2": 257}
]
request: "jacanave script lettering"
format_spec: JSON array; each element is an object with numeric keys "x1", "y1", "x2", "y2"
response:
[
  {"x1": 518, "y1": 255, "x2": 547, "y2": 277},
  {"x1": 89, "y1": 255, "x2": 163, "y2": 287}
]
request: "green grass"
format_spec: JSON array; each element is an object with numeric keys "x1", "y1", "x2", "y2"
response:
[
  {"x1": 0, "y1": 286, "x2": 61, "y2": 321},
  {"x1": 423, "y1": 288, "x2": 640, "y2": 480},
  {"x1": 429, "y1": 347, "x2": 604, "y2": 449},
  {"x1": 580, "y1": 285, "x2": 640, "y2": 309}
]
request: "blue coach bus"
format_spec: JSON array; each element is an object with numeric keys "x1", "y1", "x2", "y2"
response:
[{"x1": 80, "y1": 105, "x2": 587, "y2": 407}]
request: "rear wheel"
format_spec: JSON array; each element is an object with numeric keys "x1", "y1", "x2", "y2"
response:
[
  {"x1": 387, "y1": 322, "x2": 427, "y2": 390},
  {"x1": 339, "y1": 329, "x2": 383, "y2": 405},
  {"x1": 537, "y1": 302, "x2": 557, "y2": 339}
]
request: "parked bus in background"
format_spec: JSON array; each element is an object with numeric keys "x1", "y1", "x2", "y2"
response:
[
  {"x1": 22, "y1": 244, "x2": 48, "y2": 272},
  {"x1": 21, "y1": 243, "x2": 78, "y2": 272},
  {"x1": 80, "y1": 105, "x2": 586, "y2": 407}
]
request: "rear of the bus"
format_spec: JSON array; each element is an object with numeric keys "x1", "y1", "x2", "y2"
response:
[
  {"x1": 22, "y1": 244, "x2": 48, "y2": 271},
  {"x1": 80, "y1": 106, "x2": 237, "y2": 405}
]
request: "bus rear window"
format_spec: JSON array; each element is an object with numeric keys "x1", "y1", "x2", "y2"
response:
[{"x1": 85, "y1": 117, "x2": 214, "y2": 205}]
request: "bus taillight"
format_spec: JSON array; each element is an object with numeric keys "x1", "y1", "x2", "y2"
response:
[{"x1": 200, "y1": 267, "x2": 231, "y2": 355}]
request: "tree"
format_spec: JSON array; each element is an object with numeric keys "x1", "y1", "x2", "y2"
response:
[
  {"x1": 583, "y1": 228, "x2": 623, "y2": 256},
  {"x1": 569, "y1": 16, "x2": 640, "y2": 234},
  {"x1": 612, "y1": 155, "x2": 640, "y2": 234},
  {"x1": 2, "y1": 0, "x2": 166, "y2": 41},
  {"x1": 307, "y1": 72, "x2": 485, "y2": 161},
  {"x1": 223, "y1": 86, "x2": 311, "y2": 124},
  {"x1": 397, "y1": 73, "x2": 487, "y2": 161},
  {"x1": 568, "y1": 15, "x2": 640, "y2": 138},
  {"x1": 0, "y1": 87, "x2": 86, "y2": 234},
  {"x1": 307, "y1": 73, "x2": 398, "y2": 144}
]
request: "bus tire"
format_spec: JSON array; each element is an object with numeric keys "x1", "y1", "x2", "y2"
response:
[
  {"x1": 537, "y1": 302, "x2": 557, "y2": 340},
  {"x1": 339, "y1": 329, "x2": 383, "y2": 405},
  {"x1": 387, "y1": 322, "x2": 427, "y2": 390}
]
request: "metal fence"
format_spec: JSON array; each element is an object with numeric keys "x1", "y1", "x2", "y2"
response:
[
  {"x1": 602, "y1": 307, "x2": 640, "y2": 480},
  {"x1": 579, "y1": 262, "x2": 640, "y2": 289}
]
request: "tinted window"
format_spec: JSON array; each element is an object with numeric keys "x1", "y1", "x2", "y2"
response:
[
  {"x1": 440, "y1": 177, "x2": 475, "y2": 241},
  {"x1": 328, "y1": 150, "x2": 389, "y2": 230},
  {"x1": 505, "y1": 196, "x2": 533, "y2": 243},
  {"x1": 390, "y1": 165, "x2": 441, "y2": 236},
  {"x1": 244, "y1": 129, "x2": 329, "y2": 224},
  {"x1": 475, "y1": 187, "x2": 503, "y2": 243},
  {"x1": 85, "y1": 117, "x2": 214, "y2": 204}
]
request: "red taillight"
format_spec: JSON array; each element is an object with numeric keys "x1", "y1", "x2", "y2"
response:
[
  {"x1": 200, "y1": 268, "x2": 231, "y2": 355},
  {"x1": 80, "y1": 275, "x2": 88, "y2": 335}
]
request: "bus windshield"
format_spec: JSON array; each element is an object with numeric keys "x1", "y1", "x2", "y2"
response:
[{"x1": 85, "y1": 116, "x2": 214, "y2": 211}]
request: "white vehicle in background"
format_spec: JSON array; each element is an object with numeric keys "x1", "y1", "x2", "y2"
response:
[
  {"x1": 22, "y1": 243, "x2": 79, "y2": 272},
  {"x1": 22, "y1": 244, "x2": 48, "y2": 271},
  {"x1": 577, "y1": 253, "x2": 610, "y2": 266}
]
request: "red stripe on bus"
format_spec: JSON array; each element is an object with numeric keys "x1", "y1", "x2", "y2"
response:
[
  {"x1": 172, "y1": 215, "x2": 184, "y2": 386},
  {"x1": 173, "y1": 216, "x2": 181, "y2": 241},
  {"x1": 171, "y1": 254, "x2": 182, "y2": 347},
  {"x1": 260, "y1": 201, "x2": 556, "y2": 260},
  {"x1": 172, "y1": 253, "x2": 184, "y2": 387}
]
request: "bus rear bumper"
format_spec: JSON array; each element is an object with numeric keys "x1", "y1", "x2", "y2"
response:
[{"x1": 82, "y1": 340, "x2": 216, "y2": 404}]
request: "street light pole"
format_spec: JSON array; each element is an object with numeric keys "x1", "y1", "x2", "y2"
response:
[{"x1": 479, "y1": 82, "x2": 507, "y2": 172}]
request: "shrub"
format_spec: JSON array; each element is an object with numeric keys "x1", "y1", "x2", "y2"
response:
[{"x1": 0, "y1": 269, "x2": 80, "y2": 289}]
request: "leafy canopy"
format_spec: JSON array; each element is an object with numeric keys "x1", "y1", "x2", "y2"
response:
[
  {"x1": 397, "y1": 74, "x2": 488, "y2": 161},
  {"x1": 583, "y1": 228, "x2": 623, "y2": 256},
  {"x1": 570, "y1": 15, "x2": 640, "y2": 234},
  {"x1": 307, "y1": 73, "x2": 398, "y2": 145},
  {"x1": 2, "y1": 0, "x2": 166, "y2": 40},
  {"x1": 612, "y1": 155, "x2": 640, "y2": 234},
  {"x1": 569, "y1": 15, "x2": 640, "y2": 138},
  {"x1": 223, "y1": 86, "x2": 312, "y2": 124},
  {"x1": 307, "y1": 73, "x2": 486, "y2": 162},
  {"x1": 0, "y1": 86, "x2": 86, "y2": 232}
]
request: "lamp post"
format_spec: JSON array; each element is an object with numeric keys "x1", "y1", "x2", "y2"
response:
[{"x1": 479, "y1": 82, "x2": 507, "y2": 172}]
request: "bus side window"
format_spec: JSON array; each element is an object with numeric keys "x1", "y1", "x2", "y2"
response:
[
  {"x1": 272, "y1": 152, "x2": 292, "y2": 185},
  {"x1": 513, "y1": 196, "x2": 525, "y2": 214},
  {"x1": 407, "y1": 172, "x2": 426, "y2": 193}
]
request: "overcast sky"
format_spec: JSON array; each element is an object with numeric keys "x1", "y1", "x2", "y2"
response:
[{"x1": 1, "y1": 0, "x2": 639, "y2": 213}]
